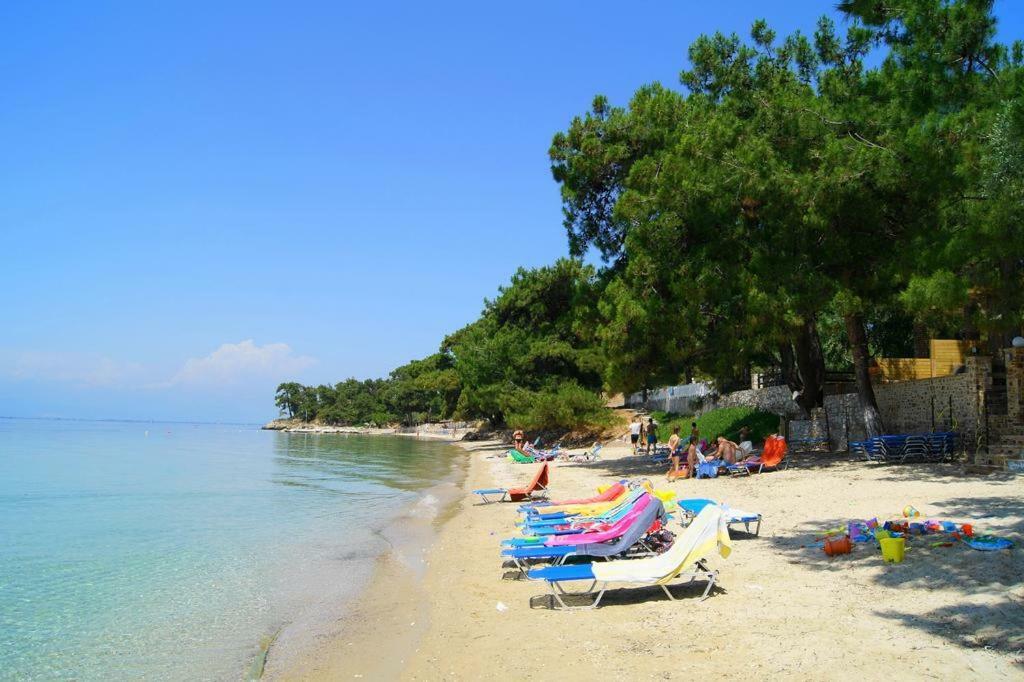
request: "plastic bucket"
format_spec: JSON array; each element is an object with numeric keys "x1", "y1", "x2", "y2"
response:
[
  {"x1": 824, "y1": 536, "x2": 852, "y2": 556},
  {"x1": 880, "y1": 536, "x2": 906, "y2": 563}
]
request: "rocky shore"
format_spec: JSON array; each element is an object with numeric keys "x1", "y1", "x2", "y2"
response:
[{"x1": 261, "y1": 418, "x2": 480, "y2": 440}]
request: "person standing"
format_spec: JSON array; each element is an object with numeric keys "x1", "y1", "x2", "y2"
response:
[
  {"x1": 666, "y1": 426, "x2": 683, "y2": 480},
  {"x1": 629, "y1": 416, "x2": 643, "y2": 455},
  {"x1": 646, "y1": 417, "x2": 658, "y2": 454}
]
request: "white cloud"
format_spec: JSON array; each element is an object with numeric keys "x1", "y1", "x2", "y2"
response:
[
  {"x1": 0, "y1": 350, "x2": 143, "y2": 388},
  {"x1": 166, "y1": 340, "x2": 315, "y2": 387}
]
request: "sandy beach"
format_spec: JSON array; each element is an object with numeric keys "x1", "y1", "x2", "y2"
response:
[{"x1": 269, "y1": 438, "x2": 1023, "y2": 680}]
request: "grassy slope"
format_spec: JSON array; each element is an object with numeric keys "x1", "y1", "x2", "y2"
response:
[{"x1": 648, "y1": 406, "x2": 781, "y2": 444}]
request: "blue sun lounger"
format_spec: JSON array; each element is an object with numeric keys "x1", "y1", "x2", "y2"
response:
[
  {"x1": 676, "y1": 498, "x2": 762, "y2": 536},
  {"x1": 502, "y1": 497, "x2": 667, "y2": 573}
]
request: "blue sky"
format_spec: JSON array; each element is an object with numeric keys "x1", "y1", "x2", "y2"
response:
[{"x1": 2, "y1": 1, "x2": 1022, "y2": 422}]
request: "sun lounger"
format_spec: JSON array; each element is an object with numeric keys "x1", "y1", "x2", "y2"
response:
[
  {"x1": 519, "y1": 488, "x2": 645, "y2": 533},
  {"x1": 676, "y1": 498, "x2": 762, "y2": 536},
  {"x1": 567, "y1": 442, "x2": 603, "y2": 462},
  {"x1": 502, "y1": 494, "x2": 666, "y2": 573},
  {"x1": 473, "y1": 463, "x2": 550, "y2": 504},
  {"x1": 519, "y1": 481, "x2": 626, "y2": 511},
  {"x1": 527, "y1": 504, "x2": 731, "y2": 610}
]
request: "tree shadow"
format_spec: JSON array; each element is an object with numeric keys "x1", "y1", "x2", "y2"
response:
[
  {"x1": 765, "y1": 496, "x2": 1023, "y2": 654},
  {"x1": 872, "y1": 464, "x2": 1022, "y2": 486},
  {"x1": 528, "y1": 581, "x2": 726, "y2": 610}
]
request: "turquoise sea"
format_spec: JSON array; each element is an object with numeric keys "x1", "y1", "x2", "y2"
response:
[{"x1": 0, "y1": 418, "x2": 464, "y2": 681}]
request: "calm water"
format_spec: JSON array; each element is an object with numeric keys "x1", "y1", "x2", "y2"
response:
[{"x1": 0, "y1": 419, "x2": 463, "y2": 681}]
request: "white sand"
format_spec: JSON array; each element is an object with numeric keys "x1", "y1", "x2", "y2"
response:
[{"x1": 276, "y1": 439, "x2": 1024, "y2": 680}]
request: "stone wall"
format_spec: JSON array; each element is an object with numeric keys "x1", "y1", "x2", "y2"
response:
[
  {"x1": 706, "y1": 385, "x2": 805, "y2": 419},
  {"x1": 634, "y1": 355, "x2": 997, "y2": 451}
]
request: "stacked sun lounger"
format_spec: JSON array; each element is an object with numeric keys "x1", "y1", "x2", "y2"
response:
[
  {"x1": 850, "y1": 431, "x2": 958, "y2": 463},
  {"x1": 489, "y1": 479, "x2": 740, "y2": 609}
]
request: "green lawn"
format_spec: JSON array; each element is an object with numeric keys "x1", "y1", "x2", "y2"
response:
[{"x1": 648, "y1": 406, "x2": 780, "y2": 445}]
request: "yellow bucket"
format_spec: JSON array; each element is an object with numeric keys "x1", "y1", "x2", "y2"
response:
[
  {"x1": 597, "y1": 484, "x2": 611, "y2": 494},
  {"x1": 653, "y1": 489, "x2": 676, "y2": 503},
  {"x1": 880, "y1": 536, "x2": 905, "y2": 563}
]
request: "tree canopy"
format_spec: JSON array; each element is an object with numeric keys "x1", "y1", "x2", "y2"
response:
[{"x1": 277, "y1": 2, "x2": 1022, "y2": 438}]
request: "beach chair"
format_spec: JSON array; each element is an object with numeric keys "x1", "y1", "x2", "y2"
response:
[
  {"x1": 508, "y1": 448, "x2": 535, "y2": 464},
  {"x1": 569, "y1": 442, "x2": 603, "y2": 463},
  {"x1": 675, "y1": 497, "x2": 762, "y2": 536},
  {"x1": 741, "y1": 436, "x2": 788, "y2": 473},
  {"x1": 473, "y1": 463, "x2": 550, "y2": 504},
  {"x1": 502, "y1": 494, "x2": 666, "y2": 573},
  {"x1": 527, "y1": 504, "x2": 731, "y2": 610}
]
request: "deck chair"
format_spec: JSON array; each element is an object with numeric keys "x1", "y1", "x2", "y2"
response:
[
  {"x1": 675, "y1": 498, "x2": 762, "y2": 536},
  {"x1": 503, "y1": 495, "x2": 665, "y2": 574},
  {"x1": 527, "y1": 504, "x2": 731, "y2": 610},
  {"x1": 473, "y1": 463, "x2": 550, "y2": 504},
  {"x1": 569, "y1": 442, "x2": 603, "y2": 463},
  {"x1": 740, "y1": 436, "x2": 788, "y2": 473}
]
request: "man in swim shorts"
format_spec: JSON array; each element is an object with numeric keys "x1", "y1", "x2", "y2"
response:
[
  {"x1": 646, "y1": 417, "x2": 658, "y2": 454},
  {"x1": 629, "y1": 416, "x2": 642, "y2": 454}
]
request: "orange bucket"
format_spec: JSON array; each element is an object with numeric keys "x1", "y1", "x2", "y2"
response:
[{"x1": 824, "y1": 535, "x2": 852, "y2": 556}]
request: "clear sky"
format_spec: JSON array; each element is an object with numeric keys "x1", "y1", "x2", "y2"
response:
[{"x1": 2, "y1": 1, "x2": 1022, "y2": 422}]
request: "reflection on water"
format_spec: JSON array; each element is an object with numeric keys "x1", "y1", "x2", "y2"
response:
[{"x1": 0, "y1": 419, "x2": 463, "y2": 681}]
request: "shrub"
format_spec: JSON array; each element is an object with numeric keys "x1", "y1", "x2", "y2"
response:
[{"x1": 506, "y1": 382, "x2": 612, "y2": 432}]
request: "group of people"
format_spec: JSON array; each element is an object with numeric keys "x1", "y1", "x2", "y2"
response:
[
  {"x1": 628, "y1": 416, "x2": 659, "y2": 455},
  {"x1": 665, "y1": 423, "x2": 753, "y2": 481},
  {"x1": 629, "y1": 415, "x2": 755, "y2": 481}
]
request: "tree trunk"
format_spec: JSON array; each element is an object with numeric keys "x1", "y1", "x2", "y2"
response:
[
  {"x1": 844, "y1": 311, "x2": 885, "y2": 436},
  {"x1": 793, "y1": 318, "x2": 826, "y2": 413},
  {"x1": 912, "y1": 321, "x2": 930, "y2": 359},
  {"x1": 780, "y1": 342, "x2": 800, "y2": 392},
  {"x1": 778, "y1": 342, "x2": 808, "y2": 417}
]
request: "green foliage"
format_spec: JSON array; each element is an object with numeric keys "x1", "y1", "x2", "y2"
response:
[
  {"x1": 446, "y1": 259, "x2": 606, "y2": 427},
  {"x1": 504, "y1": 382, "x2": 613, "y2": 432},
  {"x1": 649, "y1": 407, "x2": 781, "y2": 444}
]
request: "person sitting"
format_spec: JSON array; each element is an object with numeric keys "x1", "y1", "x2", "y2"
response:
[
  {"x1": 512, "y1": 429, "x2": 528, "y2": 455},
  {"x1": 707, "y1": 435, "x2": 740, "y2": 464}
]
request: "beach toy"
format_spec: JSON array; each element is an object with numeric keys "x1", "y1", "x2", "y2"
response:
[
  {"x1": 963, "y1": 535, "x2": 1013, "y2": 551},
  {"x1": 941, "y1": 521, "x2": 958, "y2": 533},
  {"x1": 653, "y1": 489, "x2": 675, "y2": 503},
  {"x1": 880, "y1": 536, "x2": 906, "y2": 563},
  {"x1": 909, "y1": 522, "x2": 925, "y2": 535},
  {"x1": 903, "y1": 505, "x2": 920, "y2": 518},
  {"x1": 823, "y1": 535, "x2": 852, "y2": 557},
  {"x1": 930, "y1": 541, "x2": 954, "y2": 548},
  {"x1": 961, "y1": 524, "x2": 974, "y2": 537},
  {"x1": 597, "y1": 484, "x2": 612, "y2": 494}
]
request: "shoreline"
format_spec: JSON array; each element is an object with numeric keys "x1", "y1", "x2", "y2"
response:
[
  {"x1": 261, "y1": 419, "x2": 480, "y2": 441},
  {"x1": 260, "y1": 435, "x2": 475, "y2": 680}
]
